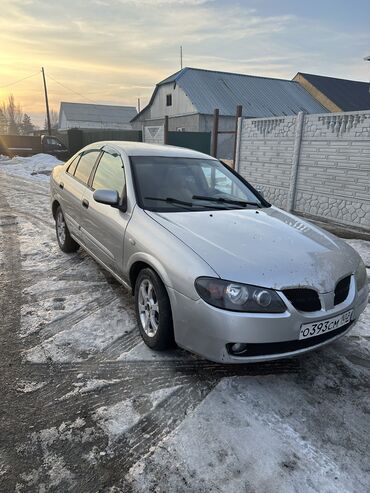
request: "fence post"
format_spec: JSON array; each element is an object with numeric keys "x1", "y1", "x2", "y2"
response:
[
  {"x1": 232, "y1": 105, "x2": 243, "y2": 168},
  {"x1": 211, "y1": 109, "x2": 219, "y2": 157},
  {"x1": 234, "y1": 116, "x2": 243, "y2": 173},
  {"x1": 287, "y1": 111, "x2": 304, "y2": 212},
  {"x1": 164, "y1": 116, "x2": 169, "y2": 145}
]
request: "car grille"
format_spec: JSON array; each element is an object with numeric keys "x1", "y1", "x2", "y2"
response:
[
  {"x1": 282, "y1": 288, "x2": 321, "y2": 312},
  {"x1": 227, "y1": 322, "x2": 353, "y2": 357},
  {"x1": 334, "y1": 276, "x2": 351, "y2": 305}
]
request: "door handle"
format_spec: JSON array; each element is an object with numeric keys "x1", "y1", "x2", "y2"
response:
[
  {"x1": 59, "y1": 182, "x2": 64, "y2": 190},
  {"x1": 82, "y1": 199, "x2": 89, "y2": 209}
]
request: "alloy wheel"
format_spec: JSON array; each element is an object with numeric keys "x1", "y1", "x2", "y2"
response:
[
  {"x1": 138, "y1": 278, "x2": 159, "y2": 337},
  {"x1": 56, "y1": 210, "x2": 66, "y2": 245}
]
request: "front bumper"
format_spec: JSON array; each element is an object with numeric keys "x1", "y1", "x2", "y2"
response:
[{"x1": 168, "y1": 278, "x2": 368, "y2": 363}]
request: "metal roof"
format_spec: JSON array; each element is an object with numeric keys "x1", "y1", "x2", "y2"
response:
[
  {"x1": 133, "y1": 67, "x2": 326, "y2": 120},
  {"x1": 297, "y1": 73, "x2": 370, "y2": 112},
  {"x1": 60, "y1": 102, "x2": 137, "y2": 125}
]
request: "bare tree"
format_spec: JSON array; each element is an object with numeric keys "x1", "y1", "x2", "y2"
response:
[
  {"x1": 0, "y1": 107, "x2": 7, "y2": 134},
  {"x1": 2, "y1": 94, "x2": 23, "y2": 135},
  {"x1": 44, "y1": 109, "x2": 59, "y2": 131}
]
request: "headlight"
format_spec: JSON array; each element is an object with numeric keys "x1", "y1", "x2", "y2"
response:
[
  {"x1": 195, "y1": 277, "x2": 286, "y2": 313},
  {"x1": 355, "y1": 260, "x2": 368, "y2": 291}
]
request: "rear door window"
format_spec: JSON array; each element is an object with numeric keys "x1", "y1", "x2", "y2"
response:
[
  {"x1": 67, "y1": 155, "x2": 81, "y2": 175},
  {"x1": 74, "y1": 151, "x2": 100, "y2": 185}
]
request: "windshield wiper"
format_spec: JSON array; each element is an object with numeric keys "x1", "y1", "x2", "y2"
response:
[
  {"x1": 145, "y1": 196, "x2": 194, "y2": 207},
  {"x1": 192, "y1": 195, "x2": 261, "y2": 208},
  {"x1": 144, "y1": 196, "x2": 230, "y2": 210}
]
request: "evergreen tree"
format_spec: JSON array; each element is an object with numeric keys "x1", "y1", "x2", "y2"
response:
[{"x1": 21, "y1": 113, "x2": 34, "y2": 135}]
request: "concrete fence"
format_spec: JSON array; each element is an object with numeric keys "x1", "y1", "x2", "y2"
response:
[{"x1": 236, "y1": 110, "x2": 370, "y2": 232}]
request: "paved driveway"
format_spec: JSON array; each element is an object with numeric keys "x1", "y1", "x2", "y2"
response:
[{"x1": 0, "y1": 170, "x2": 369, "y2": 492}]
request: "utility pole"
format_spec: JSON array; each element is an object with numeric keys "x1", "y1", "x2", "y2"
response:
[
  {"x1": 137, "y1": 97, "x2": 141, "y2": 113},
  {"x1": 41, "y1": 67, "x2": 52, "y2": 136},
  {"x1": 180, "y1": 46, "x2": 183, "y2": 70}
]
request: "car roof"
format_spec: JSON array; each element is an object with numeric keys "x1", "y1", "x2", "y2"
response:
[{"x1": 85, "y1": 141, "x2": 214, "y2": 160}]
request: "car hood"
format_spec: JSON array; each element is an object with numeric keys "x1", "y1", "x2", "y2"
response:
[{"x1": 146, "y1": 207, "x2": 360, "y2": 292}]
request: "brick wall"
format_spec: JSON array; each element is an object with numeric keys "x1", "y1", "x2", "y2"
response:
[{"x1": 237, "y1": 110, "x2": 370, "y2": 232}]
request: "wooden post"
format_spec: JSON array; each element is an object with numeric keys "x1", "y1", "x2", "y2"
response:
[
  {"x1": 41, "y1": 67, "x2": 52, "y2": 136},
  {"x1": 164, "y1": 115, "x2": 169, "y2": 144},
  {"x1": 232, "y1": 105, "x2": 242, "y2": 168},
  {"x1": 211, "y1": 108, "x2": 219, "y2": 157}
]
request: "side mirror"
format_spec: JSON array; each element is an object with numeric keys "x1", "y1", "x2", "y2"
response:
[{"x1": 93, "y1": 189, "x2": 119, "y2": 207}]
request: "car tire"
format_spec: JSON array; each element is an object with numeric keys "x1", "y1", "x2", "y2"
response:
[
  {"x1": 135, "y1": 268, "x2": 174, "y2": 350},
  {"x1": 55, "y1": 206, "x2": 79, "y2": 253}
]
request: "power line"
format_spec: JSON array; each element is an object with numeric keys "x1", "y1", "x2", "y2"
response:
[
  {"x1": 47, "y1": 74, "x2": 98, "y2": 104},
  {"x1": 0, "y1": 70, "x2": 41, "y2": 89}
]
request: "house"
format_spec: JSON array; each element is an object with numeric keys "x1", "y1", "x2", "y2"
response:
[
  {"x1": 58, "y1": 102, "x2": 137, "y2": 132},
  {"x1": 293, "y1": 73, "x2": 370, "y2": 112},
  {"x1": 131, "y1": 67, "x2": 327, "y2": 158}
]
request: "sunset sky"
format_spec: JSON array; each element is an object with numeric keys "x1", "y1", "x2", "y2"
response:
[{"x1": 1, "y1": 0, "x2": 369, "y2": 127}]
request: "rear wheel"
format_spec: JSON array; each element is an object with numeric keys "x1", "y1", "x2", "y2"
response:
[
  {"x1": 55, "y1": 206, "x2": 79, "y2": 253},
  {"x1": 135, "y1": 268, "x2": 174, "y2": 350}
]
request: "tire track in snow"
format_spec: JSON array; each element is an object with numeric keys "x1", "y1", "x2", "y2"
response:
[{"x1": 0, "y1": 188, "x2": 26, "y2": 492}]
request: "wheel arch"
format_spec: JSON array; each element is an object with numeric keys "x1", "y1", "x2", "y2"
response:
[
  {"x1": 128, "y1": 254, "x2": 172, "y2": 295},
  {"x1": 52, "y1": 199, "x2": 60, "y2": 219}
]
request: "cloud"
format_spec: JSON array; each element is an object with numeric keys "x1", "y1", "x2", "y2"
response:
[{"x1": 0, "y1": 0, "x2": 369, "y2": 127}]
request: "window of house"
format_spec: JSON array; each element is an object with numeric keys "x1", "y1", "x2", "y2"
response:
[{"x1": 166, "y1": 94, "x2": 172, "y2": 106}]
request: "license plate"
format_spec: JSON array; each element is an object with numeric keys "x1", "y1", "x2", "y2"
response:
[{"x1": 299, "y1": 310, "x2": 353, "y2": 340}]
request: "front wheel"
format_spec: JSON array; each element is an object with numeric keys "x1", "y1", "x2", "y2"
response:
[
  {"x1": 55, "y1": 206, "x2": 79, "y2": 253},
  {"x1": 134, "y1": 268, "x2": 174, "y2": 350}
]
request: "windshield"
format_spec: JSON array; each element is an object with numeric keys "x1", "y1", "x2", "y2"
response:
[{"x1": 130, "y1": 156, "x2": 264, "y2": 212}]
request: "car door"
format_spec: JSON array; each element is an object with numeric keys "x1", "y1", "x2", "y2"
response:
[
  {"x1": 59, "y1": 149, "x2": 101, "y2": 243},
  {"x1": 79, "y1": 147, "x2": 130, "y2": 274}
]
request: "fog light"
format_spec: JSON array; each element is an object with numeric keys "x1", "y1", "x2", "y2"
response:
[{"x1": 230, "y1": 343, "x2": 248, "y2": 354}]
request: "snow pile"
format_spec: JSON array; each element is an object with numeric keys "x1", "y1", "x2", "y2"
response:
[{"x1": 0, "y1": 153, "x2": 64, "y2": 181}]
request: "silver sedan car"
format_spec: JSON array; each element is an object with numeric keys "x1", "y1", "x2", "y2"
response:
[{"x1": 50, "y1": 141, "x2": 368, "y2": 363}]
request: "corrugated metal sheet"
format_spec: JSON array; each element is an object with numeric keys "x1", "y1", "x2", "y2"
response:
[
  {"x1": 150, "y1": 68, "x2": 326, "y2": 118},
  {"x1": 60, "y1": 102, "x2": 137, "y2": 125},
  {"x1": 171, "y1": 68, "x2": 326, "y2": 117},
  {"x1": 298, "y1": 73, "x2": 370, "y2": 112}
]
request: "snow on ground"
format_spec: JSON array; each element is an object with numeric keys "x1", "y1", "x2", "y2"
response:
[
  {"x1": 93, "y1": 386, "x2": 179, "y2": 450},
  {"x1": 127, "y1": 363, "x2": 370, "y2": 493},
  {"x1": 0, "y1": 153, "x2": 63, "y2": 181},
  {"x1": 1, "y1": 162, "x2": 370, "y2": 492}
]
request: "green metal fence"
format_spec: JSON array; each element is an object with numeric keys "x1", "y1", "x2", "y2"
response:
[
  {"x1": 67, "y1": 128, "x2": 211, "y2": 156},
  {"x1": 168, "y1": 131, "x2": 211, "y2": 154},
  {"x1": 67, "y1": 129, "x2": 142, "y2": 155}
]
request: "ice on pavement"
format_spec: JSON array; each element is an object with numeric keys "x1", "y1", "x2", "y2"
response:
[{"x1": 1, "y1": 160, "x2": 370, "y2": 492}]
